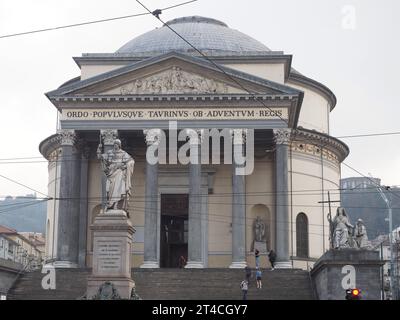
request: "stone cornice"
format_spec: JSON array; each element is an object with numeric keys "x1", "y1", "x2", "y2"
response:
[
  {"x1": 74, "y1": 52, "x2": 287, "y2": 63},
  {"x1": 288, "y1": 72, "x2": 336, "y2": 110},
  {"x1": 291, "y1": 128, "x2": 349, "y2": 163},
  {"x1": 74, "y1": 53, "x2": 293, "y2": 80},
  {"x1": 50, "y1": 93, "x2": 298, "y2": 104}
]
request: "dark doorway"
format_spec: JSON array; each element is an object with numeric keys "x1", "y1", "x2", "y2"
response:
[{"x1": 160, "y1": 194, "x2": 188, "y2": 268}]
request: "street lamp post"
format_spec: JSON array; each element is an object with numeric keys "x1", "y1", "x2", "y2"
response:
[{"x1": 377, "y1": 186, "x2": 396, "y2": 300}]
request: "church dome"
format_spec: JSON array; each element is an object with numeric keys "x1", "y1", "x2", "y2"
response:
[{"x1": 116, "y1": 16, "x2": 271, "y2": 56}]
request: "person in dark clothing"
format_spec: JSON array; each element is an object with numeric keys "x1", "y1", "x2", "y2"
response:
[
  {"x1": 255, "y1": 267, "x2": 262, "y2": 289},
  {"x1": 178, "y1": 255, "x2": 186, "y2": 268},
  {"x1": 240, "y1": 279, "x2": 249, "y2": 300},
  {"x1": 245, "y1": 266, "x2": 252, "y2": 282},
  {"x1": 268, "y1": 250, "x2": 276, "y2": 270}
]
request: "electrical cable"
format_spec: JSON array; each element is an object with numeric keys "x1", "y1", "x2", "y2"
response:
[{"x1": 0, "y1": 0, "x2": 198, "y2": 39}]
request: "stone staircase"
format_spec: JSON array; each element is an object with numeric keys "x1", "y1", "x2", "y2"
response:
[{"x1": 7, "y1": 268, "x2": 315, "y2": 300}]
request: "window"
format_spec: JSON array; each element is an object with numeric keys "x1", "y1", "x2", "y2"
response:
[{"x1": 296, "y1": 213, "x2": 309, "y2": 258}]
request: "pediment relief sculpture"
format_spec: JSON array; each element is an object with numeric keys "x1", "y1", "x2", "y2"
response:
[{"x1": 120, "y1": 66, "x2": 229, "y2": 95}]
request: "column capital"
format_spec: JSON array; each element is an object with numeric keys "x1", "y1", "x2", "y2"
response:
[
  {"x1": 143, "y1": 129, "x2": 162, "y2": 146},
  {"x1": 57, "y1": 129, "x2": 76, "y2": 146},
  {"x1": 100, "y1": 129, "x2": 118, "y2": 145},
  {"x1": 230, "y1": 129, "x2": 247, "y2": 145},
  {"x1": 273, "y1": 128, "x2": 292, "y2": 145}
]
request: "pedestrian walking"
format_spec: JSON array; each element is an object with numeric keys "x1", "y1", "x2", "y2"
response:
[
  {"x1": 268, "y1": 250, "x2": 276, "y2": 270},
  {"x1": 256, "y1": 267, "x2": 262, "y2": 289},
  {"x1": 240, "y1": 279, "x2": 249, "y2": 300},
  {"x1": 245, "y1": 266, "x2": 252, "y2": 282},
  {"x1": 254, "y1": 249, "x2": 260, "y2": 267}
]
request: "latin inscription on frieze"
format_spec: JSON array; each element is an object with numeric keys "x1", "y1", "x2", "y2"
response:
[{"x1": 61, "y1": 107, "x2": 288, "y2": 121}]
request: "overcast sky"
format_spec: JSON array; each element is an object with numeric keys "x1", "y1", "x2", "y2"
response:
[{"x1": 0, "y1": 0, "x2": 399, "y2": 197}]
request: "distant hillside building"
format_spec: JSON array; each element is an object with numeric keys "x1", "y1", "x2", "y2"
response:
[{"x1": 341, "y1": 177, "x2": 381, "y2": 190}]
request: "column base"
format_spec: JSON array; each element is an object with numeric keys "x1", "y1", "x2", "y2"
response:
[
  {"x1": 140, "y1": 261, "x2": 159, "y2": 268},
  {"x1": 53, "y1": 261, "x2": 77, "y2": 268},
  {"x1": 185, "y1": 261, "x2": 204, "y2": 268},
  {"x1": 274, "y1": 261, "x2": 292, "y2": 269},
  {"x1": 229, "y1": 261, "x2": 247, "y2": 269}
]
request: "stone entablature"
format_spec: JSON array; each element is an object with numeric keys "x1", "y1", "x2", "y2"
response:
[{"x1": 291, "y1": 129, "x2": 349, "y2": 163}]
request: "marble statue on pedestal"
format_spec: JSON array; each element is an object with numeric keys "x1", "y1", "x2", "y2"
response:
[{"x1": 97, "y1": 139, "x2": 135, "y2": 211}]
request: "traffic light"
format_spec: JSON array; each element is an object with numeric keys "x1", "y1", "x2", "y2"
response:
[{"x1": 345, "y1": 288, "x2": 361, "y2": 300}]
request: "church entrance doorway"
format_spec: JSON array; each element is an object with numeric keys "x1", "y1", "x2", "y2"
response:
[{"x1": 160, "y1": 194, "x2": 188, "y2": 268}]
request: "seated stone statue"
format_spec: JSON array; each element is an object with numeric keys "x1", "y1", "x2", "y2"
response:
[{"x1": 354, "y1": 219, "x2": 370, "y2": 248}]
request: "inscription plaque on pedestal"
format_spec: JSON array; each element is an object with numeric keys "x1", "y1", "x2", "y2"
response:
[{"x1": 98, "y1": 241, "x2": 122, "y2": 273}]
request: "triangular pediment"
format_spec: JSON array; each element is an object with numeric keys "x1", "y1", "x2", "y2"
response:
[
  {"x1": 46, "y1": 52, "x2": 301, "y2": 98},
  {"x1": 102, "y1": 66, "x2": 241, "y2": 95}
]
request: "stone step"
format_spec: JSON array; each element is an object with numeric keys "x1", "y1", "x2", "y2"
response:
[{"x1": 7, "y1": 268, "x2": 314, "y2": 300}]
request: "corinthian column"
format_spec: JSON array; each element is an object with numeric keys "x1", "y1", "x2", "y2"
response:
[
  {"x1": 229, "y1": 129, "x2": 247, "y2": 268},
  {"x1": 141, "y1": 129, "x2": 161, "y2": 268},
  {"x1": 186, "y1": 129, "x2": 204, "y2": 268},
  {"x1": 55, "y1": 129, "x2": 80, "y2": 268},
  {"x1": 273, "y1": 128, "x2": 292, "y2": 269}
]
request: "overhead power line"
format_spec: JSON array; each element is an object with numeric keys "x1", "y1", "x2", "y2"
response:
[
  {"x1": 336, "y1": 131, "x2": 400, "y2": 139},
  {"x1": 0, "y1": 199, "x2": 49, "y2": 216},
  {"x1": 0, "y1": 173, "x2": 50, "y2": 198},
  {"x1": 0, "y1": 0, "x2": 198, "y2": 39}
]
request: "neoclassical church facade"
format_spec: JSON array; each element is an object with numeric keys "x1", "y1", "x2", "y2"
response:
[{"x1": 40, "y1": 16, "x2": 349, "y2": 270}]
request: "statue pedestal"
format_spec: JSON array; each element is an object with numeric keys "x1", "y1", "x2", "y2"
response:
[
  {"x1": 86, "y1": 210, "x2": 135, "y2": 299},
  {"x1": 310, "y1": 249, "x2": 384, "y2": 300},
  {"x1": 253, "y1": 241, "x2": 267, "y2": 253}
]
